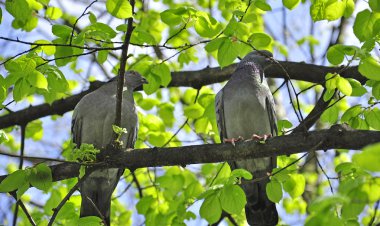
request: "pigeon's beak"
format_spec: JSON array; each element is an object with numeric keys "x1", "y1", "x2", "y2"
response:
[{"x1": 141, "y1": 77, "x2": 149, "y2": 84}]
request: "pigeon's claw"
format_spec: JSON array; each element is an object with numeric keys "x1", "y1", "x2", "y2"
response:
[
  {"x1": 250, "y1": 134, "x2": 272, "y2": 143},
  {"x1": 223, "y1": 136, "x2": 244, "y2": 146}
]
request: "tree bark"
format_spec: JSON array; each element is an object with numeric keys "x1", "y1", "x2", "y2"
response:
[{"x1": 1, "y1": 125, "x2": 378, "y2": 186}]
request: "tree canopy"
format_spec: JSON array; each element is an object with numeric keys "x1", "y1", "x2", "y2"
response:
[{"x1": 0, "y1": 0, "x2": 380, "y2": 225}]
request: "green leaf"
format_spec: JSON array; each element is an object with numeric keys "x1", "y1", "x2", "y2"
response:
[
  {"x1": 0, "y1": 8, "x2": 2, "y2": 24},
  {"x1": 254, "y1": 0, "x2": 272, "y2": 11},
  {"x1": 353, "y1": 10, "x2": 380, "y2": 42},
  {"x1": 136, "y1": 195, "x2": 155, "y2": 215},
  {"x1": 309, "y1": 195, "x2": 349, "y2": 213},
  {"x1": 44, "y1": 190, "x2": 62, "y2": 214},
  {"x1": 185, "y1": 182, "x2": 204, "y2": 199},
  {"x1": 277, "y1": 119, "x2": 293, "y2": 132},
  {"x1": 205, "y1": 37, "x2": 226, "y2": 53},
  {"x1": 29, "y1": 163, "x2": 52, "y2": 192},
  {"x1": 266, "y1": 180, "x2": 283, "y2": 203},
  {"x1": 45, "y1": 6, "x2": 62, "y2": 20},
  {"x1": 13, "y1": 78, "x2": 31, "y2": 101},
  {"x1": 249, "y1": 32, "x2": 272, "y2": 48},
  {"x1": 231, "y1": 169, "x2": 253, "y2": 180},
  {"x1": 54, "y1": 45, "x2": 74, "y2": 66},
  {"x1": 34, "y1": 40, "x2": 56, "y2": 55},
  {"x1": 283, "y1": 174, "x2": 305, "y2": 198},
  {"x1": 327, "y1": 45, "x2": 345, "y2": 65},
  {"x1": 195, "y1": 13, "x2": 222, "y2": 38},
  {"x1": 325, "y1": 73, "x2": 338, "y2": 90},
  {"x1": 27, "y1": 71, "x2": 48, "y2": 90},
  {"x1": 348, "y1": 78, "x2": 367, "y2": 97},
  {"x1": 26, "y1": 120, "x2": 43, "y2": 141},
  {"x1": 0, "y1": 170, "x2": 27, "y2": 192},
  {"x1": 158, "y1": 103, "x2": 175, "y2": 127},
  {"x1": 323, "y1": 89, "x2": 335, "y2": 102},
  {"x1": 89, "y1": 12, "x2": 97, "y2": 24},
  {"x1": 220, "y1": 185, "x2": 246, "y2": 214},
  {"x1": 217, "y1": 38, "x2": 239, "y2": 67},
  {"x1": 0, "y1": 84, "x2": 5, "y2": 104},
  {"x1": 200, "y1": 192, "x2": 222, "y2": 224},
  {"x1": 78, "y1": 216, "x2": 103, "y2": 226},
  {"x1": 151, "y1": 63, "x2": 172, "y2": 87},
  {"x1": 184, "y1": 103, "x2": 205, "y2": 119},
  {"x1": 143, "y1": 73, "x2": 160, "y2": 95},
  {"x1": 106, "y1": 0, "x2": 132, "y2": 19},
  {"x1": 321, "y1": 104, "x2": 339, "y2": 124},
  {"x1": 359, "y1": 56, "x2": 380, "y2": 81},
  {"x1": 373, "y1": 82, "x2": 380, "y2": 99},
  {"x1": 283, "y1": 0, "x2": 300, "y2": 10},
  {"x1": 52, "y1": 24, "x2": 72, "y2": 38},
  {"x1": 352, "y1": 142, "x2": 380, "y2": 171},
  {"x1": 0, "y1": 130, "x2": 9, "y2": 144},
  {"x1": 344, "y1": 0, "x2": 355, "y2": 18},
  {"x1": 16, "y1": 181, "x2": 29, "y2": 200},
  {"x1": 365, "y1": 108, "x2": 380, "y2": 130},
  {"x1": 160, "y1": 7, "x2": 187, "y2": 26},
  {"x1": 370, "y1": 0, "x2": 380, "y2": 12},
  {"x1": 325, "y1": 0, "x2": 345, "y2": 21},
  {"x1": 341, "y1": 105, "x2": 361, "y2": 122},
  {"x1": 337, "y1": 76, "x2": 352, "y2": 96}
]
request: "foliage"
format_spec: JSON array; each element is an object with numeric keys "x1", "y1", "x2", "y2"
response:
[{"x1": 0, "y1": 0, "x2": 380, "y2": 225}]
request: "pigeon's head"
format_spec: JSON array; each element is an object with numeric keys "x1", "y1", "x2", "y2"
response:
[
  {"x1": 124, "y1": 71, "x2": 148, "y2": 90},
  {"x1": 241, "y1": 50, "x2": 273, "y2": 67}
]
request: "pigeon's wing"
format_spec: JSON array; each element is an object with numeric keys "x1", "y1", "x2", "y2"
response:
[
  {"x1": 266, "y1": 95, "x2": 277, "y2": 169},
  {"x1": 215, "y1": 89, "x2": 227, "y2": 141},
  {"x1": 71, "y1": 110, "x2": 82, "y2": 148}
]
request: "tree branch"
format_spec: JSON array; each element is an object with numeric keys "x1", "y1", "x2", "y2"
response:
[
  {"x1": 0, "y1": 61, "x2": 364, "y2": 130},
  {"x1": 0, "y1": 125, "x2": 378, "y2": 186}
]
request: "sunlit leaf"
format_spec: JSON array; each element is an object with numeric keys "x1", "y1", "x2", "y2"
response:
[
  {"x1": 200, "y1": 192, "x2": 222, "y2": 224},
  {"x1": 220, "y1": 184, "x2": 246, "y2": 214},
  {"x1": 266, "y1": 179, "x2": 282, "y2": 203},
  {"x1": 106, "y1": 0, "x2": 132, "y2": 19}
]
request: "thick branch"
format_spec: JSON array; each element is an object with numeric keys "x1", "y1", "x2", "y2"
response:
[
  {"x1": 0, "y1": 62, "x2": 364, "y2": 129},
  {"x1": 0, "y1": 125, "x2": 378, "y2": 185}
]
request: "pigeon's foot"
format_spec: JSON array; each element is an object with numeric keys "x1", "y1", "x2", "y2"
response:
[
  {"x1": 223, "y1": 136, "x2": 244, "y2": 146},
  {"x1": 250, "y1": 134, "x2": 272, "y2": 142}
]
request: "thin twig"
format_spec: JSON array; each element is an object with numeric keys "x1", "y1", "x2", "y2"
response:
[
  {"x1": 131, "y1": 172, "x2": 143, "y2": 199},
  {"x1": 0, "y1": 46, "x2": 39, "y2": 66},
  {"x1": 85, "y1": 196, "x2": 108, "y2": 226},
  {"x1": 10, "y1": 193, "x2": 36, "y2": 226},
  {"x1": 70, "y1": 0, "x2": 99, "y2": 45},
  {"x1": 369, "y1": 200, "x2": 380, "y2": 226},
  {"x1": 12, "y1": 125, "x2": 26, "y2": 226},
  {"x1": 47, "y1": 172, "x2": 92, "y2": 226},
  {"x1": 316, "y1": 157, "x2": 334, "y2": 194}
]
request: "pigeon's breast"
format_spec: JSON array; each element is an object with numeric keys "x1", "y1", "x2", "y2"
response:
[{"x1": 223, "y1": 82, "x2": 271, "y2": 139}]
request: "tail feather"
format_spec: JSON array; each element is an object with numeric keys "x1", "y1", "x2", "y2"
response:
[
  {"x1": 241, "y1": 174, "x2": 278, "y2": 226},
  {"x1": 80, "y1": 169, "x2": 122, "y2": 225}
]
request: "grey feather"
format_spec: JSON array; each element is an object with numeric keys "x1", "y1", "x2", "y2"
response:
[
  {"x1": 215, "y1": 50, "x2": 278, "y2": 226},
  {"x1": 72, "y1": 71, "x2": 147, "y2": 224}
]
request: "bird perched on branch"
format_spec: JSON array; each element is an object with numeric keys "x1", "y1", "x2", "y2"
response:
[
  {"x1": 215, "y1": 50, "x2": 278, "y2": 226},
  {"x1": 72, "y1": 71, "x2": 147, "y2": 225}
]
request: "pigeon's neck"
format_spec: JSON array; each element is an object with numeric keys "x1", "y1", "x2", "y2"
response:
[
  {"x1": 99, "y1": 82, "x2": 134, "y2": 101},
  {"x1": 234, "y1": 61, "x2": 264, "y2": 83}
]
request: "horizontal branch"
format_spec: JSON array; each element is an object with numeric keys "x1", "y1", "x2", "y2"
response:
[
  {"x1": 0, "y1": 61, "x2": 364, "y2": 129},
  {"x1": 1, "y1": 125, "x2": 378, "y2": 185}
]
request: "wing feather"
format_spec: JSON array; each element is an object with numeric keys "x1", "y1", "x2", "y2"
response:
[{"x1": 215, "y1": 89, "x2": 227, "y2": 141}]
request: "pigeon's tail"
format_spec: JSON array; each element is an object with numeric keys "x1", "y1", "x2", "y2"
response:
[
  {"x1": 80, "y1": 169, "x2": 122, "y2": 225},
  {"x1": 242, "y1": 172, "x2": 278, "y2": 226}
]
